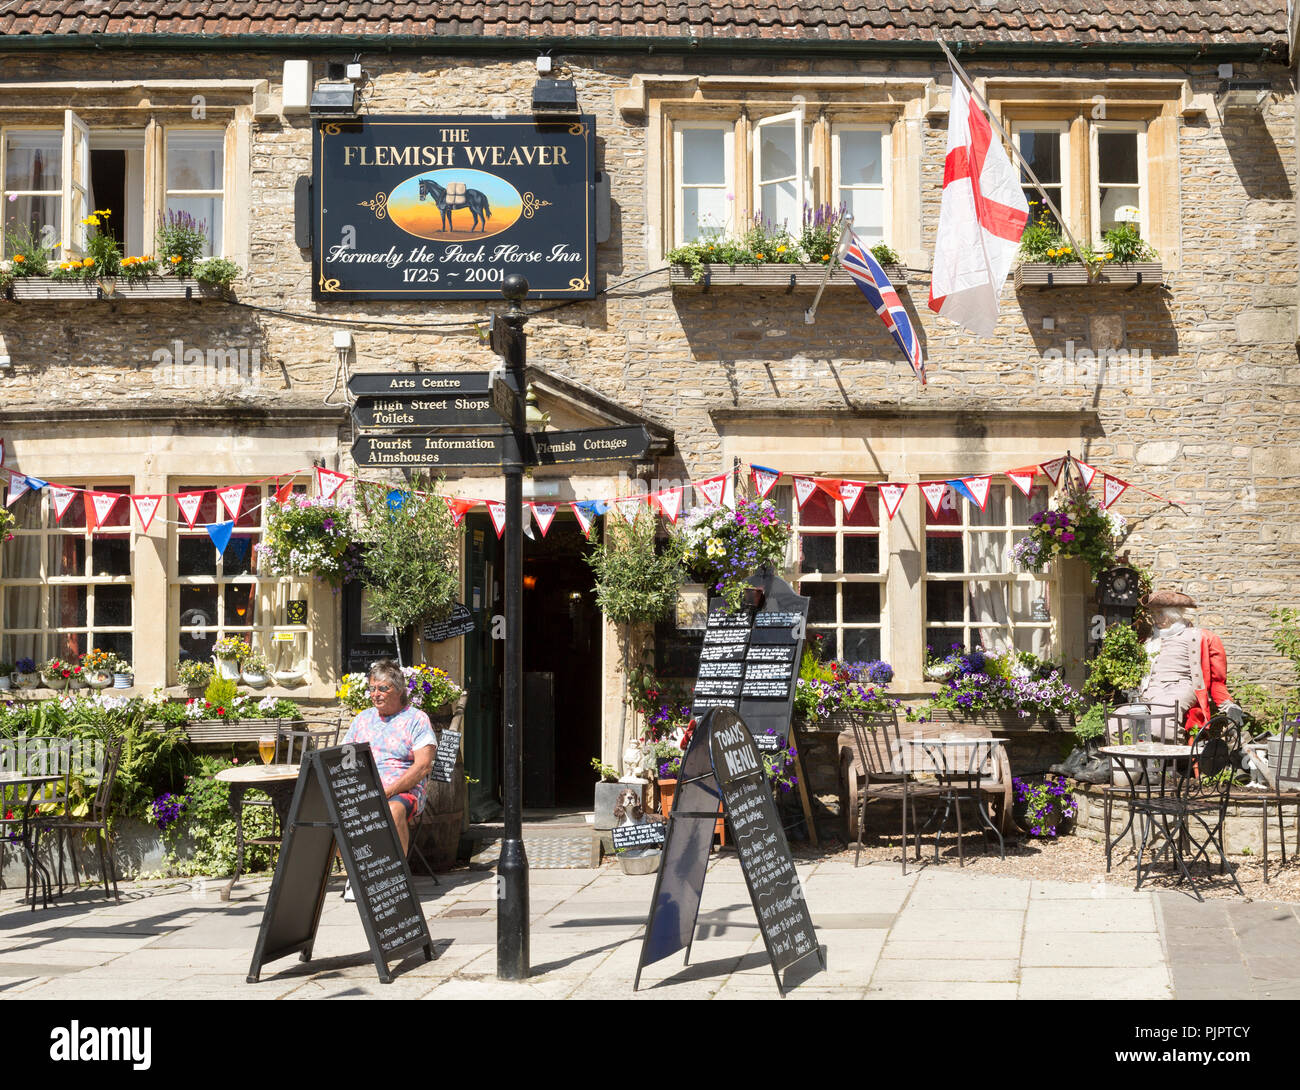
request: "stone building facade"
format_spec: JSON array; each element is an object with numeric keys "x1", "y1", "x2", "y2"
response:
[{"x1": 0, "y1": 3, "x2": 1295, "y2": 809}]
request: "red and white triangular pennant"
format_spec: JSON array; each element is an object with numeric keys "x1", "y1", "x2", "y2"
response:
[
  {"x1": 315, "y1": 466, "x2": 348, "y2": 500},
  {"x1": 486, "y1": 500, "x2": 506, "y2": 538},
  {"x1": 613, "y1": 496, "x2": 645, "y2": 525},
  {"x1": 530, "y1": 503, "x2": 557, "y2": 537},
  {"x1": 1101, "y1": 474, "x2": 1129, "y2": 510},
  {"x1": 445, "y1": 497, "x2": 474, "y2": 528},
  {"x1": 814, "y1": 478, "x2": 844, "y2": 504},
  {"x1": 1006, "y1": 467, "x2": 1036, "y2": 497},
  {"x1": 651, "y1": 487, "x2": 683, "y2": 524},
  {"x1": 131, "y1": 494, "x2": 162, "y2": 533},
  {"x1": 1073, "y1": 458, "x2": 1097, "y2": 489},
  {"x1": 750, "y1": 466, "x2": 780, "y2": 500},
  {"x1": 274, "y1": 478, "x2": 295, "y2": 505},
  {"x1": 1039, "y1": 457, "x2": 1066, "y2": 487},
  {"x1": 920, "y1": 481, "x2": 949, "y2": 517},
  {"x1": 87, "y1": 491, "x2": 120, "y2": 530},
  {"x1": 5, "y1": 475, "x2": 30, "y2": 506},
  {"x1": 570, "y1": 502, "x2": 595, "y2": 538},
  {"x1": 878, "y1": 482, "x2": 908, "y2": 521},
  {"x1": 176, "y1": 492, "x2": 205, "y2": 529},
  {"x1": 793, "y1": 476, "x2": 818, "y2": 510},
  {"x1": 838, "y1": 481, "x2": 866, "y2": 519},
  {"x1": 50, "y1": 485, "x2": 77, "y2": 522},
  {"x1": 217, "y1": 484, "x2": 246, "y2": 522},
  {"x1": 695, "y1": 473, "x2": 727, "y2": 507},
  {"x1": 962, "y1": 475, "x2": 992, "y2": 511}
]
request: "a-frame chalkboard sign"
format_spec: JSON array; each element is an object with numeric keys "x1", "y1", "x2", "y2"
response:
[
  {"x1": 634, "y1": 707, "x2": 824, "y2": 996},
  {"x1": 247, "y1": 743, "x2": 434, "y2": 984}
]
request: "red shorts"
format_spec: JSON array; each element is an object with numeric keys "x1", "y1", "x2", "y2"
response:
[{"x1": 392, "y1": 792, "x2": 420, "y2": 822}]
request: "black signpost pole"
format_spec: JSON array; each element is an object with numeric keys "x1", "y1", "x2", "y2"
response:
[{"x1": 497, "y1": 274, "x2": 530, "y2": 980}]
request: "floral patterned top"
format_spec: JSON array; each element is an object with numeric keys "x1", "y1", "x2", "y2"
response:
[{"x1": 342, "y1": 704, "x2": 436, "y2": 813}]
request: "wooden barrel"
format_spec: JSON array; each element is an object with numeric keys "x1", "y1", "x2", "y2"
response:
[{"x1": 411, "y1": 695, "x2": 468, "y2": 872}]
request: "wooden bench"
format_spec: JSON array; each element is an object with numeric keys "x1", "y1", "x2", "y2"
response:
[{"x1": 837, "y1": 717, "x2": 1014, "y2": 841}]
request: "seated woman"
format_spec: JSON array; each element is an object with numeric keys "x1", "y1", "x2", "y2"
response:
[{"x1": 341, "y1": 658, "x2": 435, "y2": 856}]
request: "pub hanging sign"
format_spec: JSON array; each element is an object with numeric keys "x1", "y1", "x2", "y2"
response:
[{"x1": 313, "y1": 115, "x2": 597, "y2": 301}]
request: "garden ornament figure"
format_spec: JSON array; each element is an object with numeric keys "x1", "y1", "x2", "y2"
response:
[{"x1": 1138, "y1": 589, "x2": 1240, "y2": 740}]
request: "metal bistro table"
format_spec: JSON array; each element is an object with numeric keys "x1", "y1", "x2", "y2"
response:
[
  {"x1": 1097, "y1": 742, "x2": 1194, "y2": 889},
  {"x1": 896, "y1": 737, "x2": 1008, "y2": 865},
  {"x1": 215, "y1": 764, "x2": 301, "y2": 880},
  {"x1": 0, "y1": 771, "x2": 66, "y2": 910}
]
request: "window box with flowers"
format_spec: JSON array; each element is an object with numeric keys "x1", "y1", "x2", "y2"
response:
[
  {"x1": 3, "y1": 210, "x2": 239, "y2": 302},
  {"x1": 667, "y1": 205, "x2": 906, "y2": 289},
  {"x1": 1014, "y1": 214, "x2": 1161, "y2": 290}
]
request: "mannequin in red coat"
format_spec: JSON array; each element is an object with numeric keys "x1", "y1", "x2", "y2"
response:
[{"x1": 1138, "y1": 590, "x2": 1240, "y2": 740}]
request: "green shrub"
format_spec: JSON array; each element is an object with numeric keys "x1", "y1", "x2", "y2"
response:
[{"x1": 203, "y1": 676, "x2": 239, "y2": 709}]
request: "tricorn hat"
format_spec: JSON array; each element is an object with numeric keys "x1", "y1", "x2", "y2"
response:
[{"x1": 1145, "y1": 590, "x2": 1197, "y2": 609}]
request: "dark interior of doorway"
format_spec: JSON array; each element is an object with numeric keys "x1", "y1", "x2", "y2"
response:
[{"x1": 521, "y1": 517, "x2": 601, "y2": 808}]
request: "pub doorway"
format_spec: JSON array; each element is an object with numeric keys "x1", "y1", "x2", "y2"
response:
[
  {"x1": 521, "y1": 516, "x2": 601, "y2": 807},
  {"x1": 461, "y1": 513, "x2": 602, "y2": 816}
]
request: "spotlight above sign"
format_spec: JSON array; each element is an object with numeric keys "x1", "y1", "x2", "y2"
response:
[{"x1": 312, "y1": 115, "x2": 597, "y2": 301}]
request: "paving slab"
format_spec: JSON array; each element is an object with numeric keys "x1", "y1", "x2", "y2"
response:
[
  {"x1": 1021, "y1": 932, "x2": 1166, "y2": 968},
  {"x1": 1017, "y1": 967, "x2": 1172, "y2": 1000}
]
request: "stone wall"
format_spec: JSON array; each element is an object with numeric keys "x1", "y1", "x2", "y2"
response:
[{"x1": 0, "y1": 48, "x2": 1297, "y2": 703}]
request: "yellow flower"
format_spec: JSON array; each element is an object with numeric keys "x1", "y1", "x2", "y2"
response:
[
  {"x1": 776, "y1": 244, "x2": 786, "y2": 253},
  {"x1": 169, "y1": 255, "x2": 182, "y2": 265},
  {"x1": 755, "y1": 252, "x2": 765, "y2": 260},
  {"x1": 82, "y1": 257, "x2": 95, "y2": 267},
  {"x1": 79, "y1": 215, "x2": 99, "y2": 226},
  {"x1": 822, "y1": 253, "x2": 830, "y2": 260},
  {"x1": 12, "y1": 254, "x2": 23, "y2": 264},
  {"x1": 94, "y1": 209, "x2": 112, "y2": 217}
]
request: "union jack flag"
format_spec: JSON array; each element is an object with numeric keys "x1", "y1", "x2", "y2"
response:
[{"x1": 841, "y1": 230, "x2": 926, "y2": 385}]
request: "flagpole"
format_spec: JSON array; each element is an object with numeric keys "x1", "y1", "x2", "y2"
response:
[
  {"x1": 934, "y1": 37, "x2": 1091, "y2": 270},
  {"x1": 803, "y1": 214, "x2": 855, "y2": 325}
]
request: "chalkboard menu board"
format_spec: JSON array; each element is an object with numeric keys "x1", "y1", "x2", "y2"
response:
[
  {"x1": 430, "y1": 728, "x2": 462, "y2": 785},
  {"x1": 247, "y1": 744, "x2": 434, "y2": 984},
  {"x1": 709, "y1": 715, "x2": 819, "y2": 975},
  {"x1": 635, "y1": 707, "x2": 823, "y2": 996},
  {"x1": 689, "y1": 576, "x2": 808, "y2": 753}
]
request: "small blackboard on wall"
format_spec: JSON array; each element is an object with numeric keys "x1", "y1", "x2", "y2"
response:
[
  {"x1": 430, "y1": 728, "x2": 461, "y2": 784},
  {"x1": 247, "y1": 744, "x2": 433, "y2": 985}
]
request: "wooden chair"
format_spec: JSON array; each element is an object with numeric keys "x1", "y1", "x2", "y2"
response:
[{"x1": 1261, "y1": 712, "x2": 1300, "y2": 884}]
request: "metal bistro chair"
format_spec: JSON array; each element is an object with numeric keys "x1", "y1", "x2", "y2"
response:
[
  {"x1": 1102, "y1": 704, "x2": 1179, "y2": 872},
  {"x1": 847, "y1": 711, "x2": 941, "y2": 873},
  {"x1": 914, "y1": 737, "x2": 1006, "y2": 866},
  {"x1": 34, "y1": 734, "x2": 124, "y2": 901},
  {"x1": 237, "y1": 721, "x2": 340, "y2": 875},
  {"x1": 1260, "y1": 711, "x2": 1300, "y2": 884},
  {"x1": 1133, "y1": 715, "x2": 1242, "y2": 901}
]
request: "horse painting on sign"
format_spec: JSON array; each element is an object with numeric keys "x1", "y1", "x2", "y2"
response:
[{"x1": 418, "y1": 178, "x2": 492, "y2": 232}]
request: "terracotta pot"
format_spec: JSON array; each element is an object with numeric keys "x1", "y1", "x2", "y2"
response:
[{"x1": 657, "y1": 778, "x2": 726, "y2": 842}]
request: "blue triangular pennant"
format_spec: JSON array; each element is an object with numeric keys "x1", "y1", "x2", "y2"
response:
[
  {"x1": 205, "y1": 520, "x2": 234, "y2": 555},
  {"x1": 24, "y1": 476, "x2": 48, "y2": 491},
  {"x1": 590, "y1": 500, "x2": 608, "y2": 516},
  {"x1": 946, "y1": 479, "x2": 978, "y2": 506}
]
